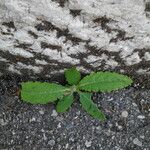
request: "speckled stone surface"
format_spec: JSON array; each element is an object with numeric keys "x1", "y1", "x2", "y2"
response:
[{"x1": 0, "y1": 78, "x2": 149, "y2": 150}]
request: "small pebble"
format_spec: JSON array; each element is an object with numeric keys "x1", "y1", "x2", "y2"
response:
[
  {"x1": 137, "y1": 115, "x2": 145, "y2": 119},
  {"x1": 133, "y1": 138, "x2": 142, "y2": 147},
  {"x1": 132, "y1": 103, "x2": 138, "y2": 107},
  {"x1": 0, "y1": 119, "x2": 8, "y2": 126},
  {"x1": 96, "y1": 126, "x2": 102, "y2": 130},
  {"x1": 85, "y1": 140, "x2": 92, "y2": 148},
  {"x1": 57, "y1": 123, "x2": 61, "y2": 128},
  {"x1": 65, "y1": 143, "x2": 69, "y2": 149},
  {"x1": 30, "y1": 117, "x2": 36, "y2": 122},
  {"x1": 39, "y1": 110, "x2": 45, "y2": 115},
  {"x1": 76, "y1": 111, "x2": 81, "y2": 115},
  {"x1": 140, "y1": 135, "x2": 145, "y2": 139},
  {"x1": 118, "y1": 125, "x2": 123, "y2": 130},
  {"x1": 48, "y1": 140, "x2": 55, "y2": 146},
  {"x1": 121, "y1": 111, "x2": 128, "y2": 118},
  {"x1": 43, "y1": 133, "x2": 47, "y2": 141},
  {"x1": 51, "y1": 110, "x2": 58, "y2": 117}
]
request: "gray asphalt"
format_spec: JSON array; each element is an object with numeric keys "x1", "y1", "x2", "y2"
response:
[{"x1": 0, "y1": 79, "x2": 150, "y2": 150}]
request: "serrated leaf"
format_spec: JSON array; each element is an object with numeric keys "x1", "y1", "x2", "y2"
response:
[
  {"x1": 21, "y1": 82, "x2": 70, "y2": 104},
  {"x1": 78, "y1": 72, "x2": 133, "y2": 92},
  {"x1": 65, "y1": 67, "x2": 81, "y2": 85},
  {"x1": 56, "y1": 94, "x2": 74, "y2": 112},
  {"x1": 79, "y1": 92, "x2": 106, "y2": 120}
]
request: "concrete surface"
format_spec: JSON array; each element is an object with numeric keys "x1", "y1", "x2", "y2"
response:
[{"x1": 0, "y1": 0, "x2": 150, "y2": 79}]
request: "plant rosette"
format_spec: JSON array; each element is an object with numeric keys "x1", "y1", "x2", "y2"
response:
[{"x1": 21, "y1": 67, "x2": 133, "y2": 121}]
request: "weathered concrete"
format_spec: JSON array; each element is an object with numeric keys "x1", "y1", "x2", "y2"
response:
[{"x1": 0, "y1": 0, "x2": 150, "y2": 79}]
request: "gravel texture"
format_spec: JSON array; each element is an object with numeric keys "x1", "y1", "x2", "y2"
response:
[{"x1": 0, "y1": 78, "x2": 150, "y2": 150}]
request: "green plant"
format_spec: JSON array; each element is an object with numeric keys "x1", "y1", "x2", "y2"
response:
[{"x1": 21, "y1": 67, "x2": 133, "y2": 121}]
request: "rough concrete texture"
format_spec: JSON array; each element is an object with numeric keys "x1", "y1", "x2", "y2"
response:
[
  {"x1": 0, "y1": 79, "x2": 150, "y2": 150},
  {"x1": 0, "y1": 0, "x2": 150, "y2": 79}
]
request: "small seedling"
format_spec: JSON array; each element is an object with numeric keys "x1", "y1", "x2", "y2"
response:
[{"x1": 21, "y1": 68, "x2": 133, "y2": 121}]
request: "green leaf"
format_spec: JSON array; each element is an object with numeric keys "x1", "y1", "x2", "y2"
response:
[
  {"x1": 21, "y1": 82, "x2": 70, "y2": 104},
  {"x1": 78, "y1": 72, "x2": 133, "y2": 92},
  {"x1": 56, "y1": 94, "x2": 74, "y2": 112},
  {"x1": 65, "y1": 67, "x2": 81, "y2": 85},
  {"x1": 79, "y1": 92, "x2": 106, "y2": 120}
]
